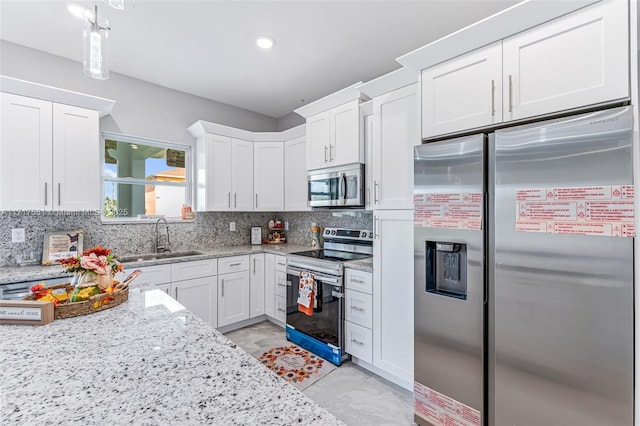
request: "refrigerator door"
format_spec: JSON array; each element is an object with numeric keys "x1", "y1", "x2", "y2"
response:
[
  {"x1": 414, "y1": 134, "x2": 485, "y2": 425},
  {"x1": 490, "y1": 106, "x2": 634, "y2": 426}
]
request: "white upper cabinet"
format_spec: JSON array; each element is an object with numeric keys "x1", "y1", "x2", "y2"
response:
[
  {"x1": 0, "y1": 93, "x2": 99, "y2": 211},
  {"x1": 502, "y1": 0, "x2": 628, "y2": 122},
  {"x1": 253, "y1": 142, "x2": 284, "y2": 211},
  {"x1": 305, "y1": 99, "x2": 364, "y2": 170},
  {"x1": 306, "y1": 111, "x2": 331, "y2": 170},
  {"x1": 196, "y1": 134, "x2": 253, "y2": 211},
  {"x1": 231, "y1": 138, "x2": 253, "y2": 211},
  {"x1": 421, "y1": 42, "x2": 502, "y2": 138},
  {"x1": 371, "y1": 83, "x2": 419, "y2": 210},
  {"x1": 419, "y1": 0, "x2": 629, "y2": 139},
  {"x1": 284, "y1": 136, "x2": 309, "y2": 211}
]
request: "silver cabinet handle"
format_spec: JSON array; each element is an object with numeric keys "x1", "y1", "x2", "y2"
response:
[
  {"x1": 255, "y1": 193, "x2": 258, "y2": 209},
  {"x1": 491, "y1": 79, "x2": 495, "y2": 116},
  {"x1": 234, "y1": 192, "x2": 237, "y2": 208},
  {"x1": 324, "y1": 145, "x2": 328, "y2": 163},
  {"x1": 253, "y1": 258, "x2": 256, "y2": 274},
  {"x1": 57, "y1": 183, "x2": 61, "y2": 206},
  {"x1": 350, "y1": 306, "x2": 365, "y2": 312},
  {"x1": 351, "y1": 339, "x2": 364, "y2": 346},
  {"x1": 44, "y1": 182, "x2": 48, "y2": 206},
  {"x1": 351, "y1": 278, "x2": 364, "y2": 284},
  {"x1": 277, "y1": 281, "x2": 286, "y2": 287},
  {"x1": 373, "y1": 181, "x2": 379, "y2": 204},
  {"x1": 374, "y1": 216, "x2": 380, "y2": 239},
  {"x1": 175, "y1": 287, "x2": 178, "y2": 299},
  {"x1": 329, "y1": 144, "x2": 334, "y2": 161},
  {"x1": 221, "y1": 279, "x2": 225, "y2": 297},
  {"x1": 508, "y1": 74, "x2": 513, "y2": 113},
  {"x1": 277, "y1": 307, "x2": 286, "y2": 313},
  {"x1": 277, "y1": 262, "x2": 286, "y2": 267},
  {"x1": 229, "y1": 262, "x2": 241, "y2": 267},
  {"x1": 165, "y1": 288, "x2": 169, "y2": 294},
  {"x1": 228, "y1": 192, "x2": 231, "y2": 208}
]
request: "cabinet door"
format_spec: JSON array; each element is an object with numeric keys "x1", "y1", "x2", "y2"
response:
[
  {"x1": 284, "y1": 136, "x2": 310, "y2": 211},
  {"x1": 231, "y1": 138, "x2": 253, "y2": 211},
  {"x1": 52, "y1": 103, "x2": 99, "y2": 211},
  {"x1": 345, "y1": 289, "x2": 373, "y2": 329},
  {"x1": 175, "y1": 276, "x2": 217, "y2": 327},
  {"x1": 503, "y1": 0, "x2": 628, "y2": 122},
  {"x1": 0, "y1": 93, "x2": 52, "y2": 210},
  {"x1": 373, "y1": 210, "x2": 414, "y2": 387},
  {"x1": 306, "y1": 110, "x2": 331, "y2": 170},
  {"x1": 364, "y1": 114, "x2": 374, "y2": 209},
  {"x1": 170, "y1": 259, "x2": 217, "y2": 281},
  {"x1": 250, "y1": 254, "x2": 265, "y2": 318},
  {"x1": 218, "y1": 271, "x2": 250, "y2": 327},
  {"x1": 264, "y1": 254, "x2": 275, "y2": 317},
  {"x1": 254, "y1": 142, "x2": 284, "y2": 211},
  {"x1": 421, "y1": 41, "x2": 502, "y2": 138},
  {"x1": 330, "y1": 99, "x2": 362, "y2": 166},
  {"x1": 372, "y1": 83, "x2": 419, "y2": 210},
  {"x1": 345, "y1": 320, "x2": 373, "y2": 364},
  {"x1": 204, "y1": 134, "x2": 232, "y2": 211}
]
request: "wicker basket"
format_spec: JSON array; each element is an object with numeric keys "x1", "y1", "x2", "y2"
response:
[{"x1": 23, "y1": 282, "x2": 129, "y2": 319}]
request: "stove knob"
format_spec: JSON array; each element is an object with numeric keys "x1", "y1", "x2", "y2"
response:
[
  {"x1": 324, "y1": 229, "x2": 330, "y2": 235},
  {"x1": 331, "y1": 230, "x2": 337, "y2": 235},
  {"x1": 368, "y1": 232, "x2": 373, "y2": 239},
  {"x1": 360, "y1": 231, "x2": 366, "y2": 238}
]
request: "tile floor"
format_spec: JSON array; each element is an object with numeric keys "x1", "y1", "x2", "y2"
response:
[{"x1": 224, "y1": 321, "x2": 415, "y2": 426}]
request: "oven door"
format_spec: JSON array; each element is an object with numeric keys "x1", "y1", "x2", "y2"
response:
[
  {"x1": 307, "y1": 163, "x2": 364, "y2": 208},
  {"x1": 286, "y1": 266, "x2": 344, "y2": 362}
]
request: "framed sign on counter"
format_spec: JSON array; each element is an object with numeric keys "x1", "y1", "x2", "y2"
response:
[{"x1": 42, "y1": 230, "x2": 84, "y2": 265}]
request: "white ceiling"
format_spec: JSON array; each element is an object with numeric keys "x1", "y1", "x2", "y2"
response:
[{"x1": 0, "y1": 0, "x2": 520, "y2": 119}]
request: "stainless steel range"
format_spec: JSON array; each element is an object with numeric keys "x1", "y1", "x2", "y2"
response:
[{"x1": 286, "y1": 227, "x2": 373, "y2": 365}]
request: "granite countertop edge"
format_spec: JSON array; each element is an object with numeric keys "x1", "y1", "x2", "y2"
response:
[{"x1": 1, "y1": 244, "x2": 373, "y2": 284}]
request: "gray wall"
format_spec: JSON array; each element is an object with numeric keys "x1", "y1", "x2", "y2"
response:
[
  {"x1": 0, "y1": 41, "x2": 278, "y2": 146},
  {"x1": 276, "y1": 111, "x2": 305, "y2": 131}
]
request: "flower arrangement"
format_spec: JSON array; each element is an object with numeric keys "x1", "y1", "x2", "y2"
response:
[{"x1": 58, "y1": 246, "x2": 124, "y2": 287}]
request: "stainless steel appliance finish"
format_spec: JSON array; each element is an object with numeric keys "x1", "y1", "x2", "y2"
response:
[
  {"x1": 287, "y1": 227, "x2": 373, "y2": 365},
  {"x1": 490, "y1": 107, "x2": 633, "y2": 426},
  {"x1": 413, "y1": 106, "x2": 634, "y2": 426},
  {"x1": 307, "y1": 163, "x2": 365, "y2": 208},
  {"x1": 414, "y1": 135, "x2": 486, "y2": 424}
]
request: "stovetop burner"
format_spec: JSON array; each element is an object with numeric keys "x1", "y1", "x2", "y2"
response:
[{"x1": 291, "y1": 249, "x2": 372, "y2": 262}]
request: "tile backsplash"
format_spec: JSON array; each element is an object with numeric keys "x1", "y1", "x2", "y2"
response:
[{"x1": 0, "y1": 210, "x2": 372, "y2": 266}]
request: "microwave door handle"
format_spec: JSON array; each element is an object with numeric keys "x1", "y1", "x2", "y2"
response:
[{"x1": 340, "y1": 173, "x2": 347, "y2": 204}]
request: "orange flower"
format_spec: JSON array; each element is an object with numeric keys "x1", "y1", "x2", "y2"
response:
[{"x1": 83, "y1": 246, "x2": 111, "y2": 257}]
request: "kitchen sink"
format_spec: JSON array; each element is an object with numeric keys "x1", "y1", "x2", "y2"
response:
[{"x1": 119, "y1": 250, "x2": 203, "y2": 263}]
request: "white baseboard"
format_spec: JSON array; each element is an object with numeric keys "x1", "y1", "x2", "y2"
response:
[{"x1": 351, "y1": 356, "x2": 414, "y2": 392}]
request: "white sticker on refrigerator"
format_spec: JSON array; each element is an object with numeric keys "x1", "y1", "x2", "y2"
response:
[
  {"x1": 414, "y1": 381, "x2": 481, "y2": 426},
  {"x1": 516, "y1": 185, "x2": 635, "y2": 237},
  {"x1": 414, "y1": 193, "x2": 483, "y2": 231}
]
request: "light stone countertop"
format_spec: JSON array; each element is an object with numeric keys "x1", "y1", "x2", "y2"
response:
[
  {"x1": 1, "y1": 244, "x2": 372, "y2": 285},
  {"x1": 0, "y1": 289, "x2": 344, "y2": 426}
]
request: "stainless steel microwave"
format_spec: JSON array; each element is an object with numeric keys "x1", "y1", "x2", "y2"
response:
[{"x1": 307, "y1": 163, "x2": 365, "y2": 208}]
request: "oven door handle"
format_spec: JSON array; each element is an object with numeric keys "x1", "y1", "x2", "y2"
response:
[{"x1": 287, "y1": 266, "x2": 341, "y2": 285}]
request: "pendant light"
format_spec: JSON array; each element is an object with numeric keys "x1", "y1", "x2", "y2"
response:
[{"x1": 83, "y1": 5, "x2": 110, "y2": 80}]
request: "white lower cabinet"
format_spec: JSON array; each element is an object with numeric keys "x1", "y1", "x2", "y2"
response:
[
  {"x1": 171, "y1": 260, "x2": 218, "y2": 328},
  {"x1": 250, "y1": 254, "x2": 265, "y2": 318},
  {"x1": 373, "y1": 210, "x2": 414, "y2": 389},
  {"x1": 345, "y1": 321, "x2": 373, "y2": 364},
  {"x1": 344, "y1": 268, "x2": 374, "y2": 364},
  {"x1": 174, "y1": 276, "x2": 217, "y2": 327},
  {"x1": 218, "y1": 270, "x2": 250, "y2": 327},
  {"x1": 264, "y1": 254, "x2": 275, "y2": 317},
  {"x1": 115, "y1": 264, "x2": 171, "y2": 290}
]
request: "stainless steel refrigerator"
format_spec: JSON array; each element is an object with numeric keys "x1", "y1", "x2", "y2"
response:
[{"x1": 414, "y1": 106, "x2": 634, "y2": 426}]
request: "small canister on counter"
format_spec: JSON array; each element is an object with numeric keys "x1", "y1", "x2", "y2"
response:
[{"x1": 310, "y1": 223, "x2": 322, "y2": 248}]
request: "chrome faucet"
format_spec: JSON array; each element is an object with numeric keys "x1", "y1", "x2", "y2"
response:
[{"x1": 154, "y1": 217, "x2": 171, "y2": 253}]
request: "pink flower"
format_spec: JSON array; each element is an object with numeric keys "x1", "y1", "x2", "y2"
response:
[{"x1": 80, "y1": 253, "x2": 109, "y2": 275}]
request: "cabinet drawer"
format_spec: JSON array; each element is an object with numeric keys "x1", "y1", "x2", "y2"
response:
[
  {"x1": 345, "y1": 269, "x2": 373, "y2": 294},
  {"x1": 275, "y1": 271, "x2": 288, "y2": 298},
  {"x1": 345, "y1": 289, "x2": 373, "y2": 329},
  {"x1": 345, "y1": 321, "x2": 373, "y2": 364},
  {"x1": 275, "y1": 255, "x2": 287, "y2": 272},
  {"x1": 120, "y1": 264, "x2": 171, "y2": 289},
  {"x1": 275, "y1": 295, "x2": 287, "y2": 323},
  {"x1": 170, "y1": 259, "x2": 217, "y2": 282},
  {"x1": 218, "y1": 255, "x2": 249, "y2": 274}
]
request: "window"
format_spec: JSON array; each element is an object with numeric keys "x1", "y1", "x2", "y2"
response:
[{"x1": 102, "y1": 133, "x2": 191, "y2": 220}]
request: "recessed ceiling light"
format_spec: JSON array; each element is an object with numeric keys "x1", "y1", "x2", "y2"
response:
[
  {"x1": 256, "y1": 35, "x2": 275, "y2": 50},
  {"x1": 67, "y1": 2, "x2": 93, "y2": 20}
]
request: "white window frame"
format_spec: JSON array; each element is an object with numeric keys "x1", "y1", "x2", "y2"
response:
[{"x1": 101, "y1": 132, "x2": 192, "y2": 223}]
